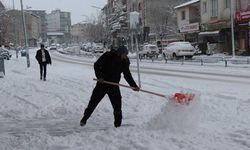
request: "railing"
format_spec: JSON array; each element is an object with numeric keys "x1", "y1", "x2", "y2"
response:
[
  {"x1": 57, "y1": 46, "x2": 250, "y2": 69},
  {"x1": 136, "y1": 55, "x2": 250, "y2": 68}
]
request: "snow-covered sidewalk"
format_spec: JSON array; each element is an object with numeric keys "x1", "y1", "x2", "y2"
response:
[{"x1": 0, "y1": 49, "x2": 250, "y2": 150}]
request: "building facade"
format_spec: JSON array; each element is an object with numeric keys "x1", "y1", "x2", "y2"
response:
[
  {"x1": 46, "y1": 9, "x2": 71, "y2": 44},
  {"x1": 103, "y1": 0, "x2": 129, "y2": 47},
  {"x1": 5, "y1": 9, "x2": 41, "y2": 47},
  {"x1": 103, "y1": 0, "x2": 183, "y2": 48},
  {"x1": 235, "y1": 0, "x2": 250, "y2": 55},
  {"x1": 71, "y1": 23, "x2": 89, "y2": 43},
  {"x1": 200, "y1": 0, "x2": 234, "y2": 54},
  {"x1": 175, "y1": 0, "x2": 200, "y2": 43},
  {"x1": 26, "y1": 10, "x2": 47, "y2": 43},
  {"x1": 0, "y1": 1, "x2": 4, "y2": 10}
]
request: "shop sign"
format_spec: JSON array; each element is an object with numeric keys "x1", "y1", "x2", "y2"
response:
[
  {"x1": 236, "y1": 10, "x2": 250, "y2": 22},
  {"x1": 179, "y1": 22, "x2": 199, "y2": 33}
]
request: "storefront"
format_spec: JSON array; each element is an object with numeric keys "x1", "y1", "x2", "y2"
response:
[
  {"x1": 179, "y1": 22, "x2": 199, "y2": 43},
  {"x1": 235, "y1": 10, "x2": 250, "y2": 56},
  {"x1": 200, "y1": 19, "x2": 232, "y2": 54}
]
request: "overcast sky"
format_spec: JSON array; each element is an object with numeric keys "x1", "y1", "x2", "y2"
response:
[{"x1": 2, "y1": 0, "x2": 107, "y2": 24}]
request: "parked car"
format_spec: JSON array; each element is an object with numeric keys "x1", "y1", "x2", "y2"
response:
[
  {"x1": 0, "y1": 47, "x2": 12, "y2": 60},
  {"x1": 80, "y1": 44, "x2": 87, "y2": 50},
  {"x1": 92, "y1": 43, "x2": 104, "y2": 53},
  {"x1": 49, "y1": 44, "x2": 57, "y2": 50},
  {"x1": 139, "y1": 44, "x2": 159, "y2": 59},
  {"x1": 162, "y1": 42, "x2": 196, "y2": 59}
]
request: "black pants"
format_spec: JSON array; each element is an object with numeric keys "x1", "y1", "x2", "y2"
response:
[
  {"x1": 83, "y1": 83, "x2": 122, "y2": 124},
  {"x1": 39, "y1": 62, "x2": 47, "y2": 79}
]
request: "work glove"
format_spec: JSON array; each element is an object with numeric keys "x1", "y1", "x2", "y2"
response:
[{"x1": 132, "y1": 86, "x2": 140, "y2": 92}]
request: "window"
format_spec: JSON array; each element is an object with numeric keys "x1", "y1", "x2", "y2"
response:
[
  {"x1": 203, "y1": 2, "x2": 207, "y2": 13},
  {"x1": 211, "y1": 0, "x2": 218, "y2": 17},
  {"x1": 226, "y1": 0, "x2": 230, "y2": 8},
  {"x1": 138, "y1": 3, "x2": 142, "y2": 11},
  {"x1": 181, "y1": 11, "x2": 185, "y2": 20}
]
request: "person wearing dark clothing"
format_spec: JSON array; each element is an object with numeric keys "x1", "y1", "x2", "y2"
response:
[
  {"x1": 80, "y1": 45, "x2": 140, "y2": 128},
  {"x1": 35, "y1": 44, "x2": 52, "y2": 81}
]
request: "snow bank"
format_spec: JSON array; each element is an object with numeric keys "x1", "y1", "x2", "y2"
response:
[{"x1": 148, "y1": 93, "x2": 201, "y2": 133}]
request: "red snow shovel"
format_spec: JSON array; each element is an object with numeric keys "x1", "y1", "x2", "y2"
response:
[{"x1": 93, "y1": 79, "x2": 195, "y2": 105}]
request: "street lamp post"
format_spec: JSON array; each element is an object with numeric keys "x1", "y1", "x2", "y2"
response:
[{"x1": 20, "y1": 0, "x2": 30, "y2": 67}]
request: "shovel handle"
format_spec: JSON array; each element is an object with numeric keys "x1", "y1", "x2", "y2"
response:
[{"x1": 93, "y1": 78, "x2": 166, "y2": 98}]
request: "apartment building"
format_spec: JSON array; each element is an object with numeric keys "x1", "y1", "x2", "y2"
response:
[
  {"x1": 26, "y1": 10, "x2": 47, "y2": 43},
  {"x1": 175, "y1": 0, "x2": 200, "y2": 43},
  {"x1": 235, "y1": 0, "x2": 250, "y2": 55},
  {"x1": 102, "y1": 0, "x2": 129, "y2": 47},
  {"x1": 199, "y1": 0, "x2": 234, "y2": 54},
  {"x1": 5, "y1": 9, "x2": 41, "y2": 47},
  {"x1": 71, "y1": 23, "x2": 90, "y2": 43},
  {"x1": 46, "y1": 9, "x2": 71, "y2": 44}
]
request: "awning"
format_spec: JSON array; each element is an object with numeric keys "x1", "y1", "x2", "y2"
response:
[{"x1": 198, "y1": 31, "x2": 219, "y2": 36}]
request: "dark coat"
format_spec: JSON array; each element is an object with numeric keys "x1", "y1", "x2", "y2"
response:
[
  {"x1": 35, "y1": 49, "x2": 52, "y2": 64},
  {"x1": 94, "y1": 51, "x2": 137, "y2": 87}
]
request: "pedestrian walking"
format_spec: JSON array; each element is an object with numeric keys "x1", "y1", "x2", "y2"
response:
[
  {"x1": 80, "y1": 45, "x2": 140, "y2": 128},
  {"x1": 35, "y1": 44, "x2": 52, "y2": 81}
]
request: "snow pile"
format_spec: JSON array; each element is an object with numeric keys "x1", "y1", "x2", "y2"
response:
[{"x1": 148, "y1": 93, "x2": 201, "y2": 133}]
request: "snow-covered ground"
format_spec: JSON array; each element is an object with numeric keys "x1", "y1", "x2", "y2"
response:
[{"x1": 0, "y1": 49, "x2": 250, "y2": 150}]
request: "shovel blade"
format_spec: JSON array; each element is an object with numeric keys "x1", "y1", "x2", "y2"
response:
[{"x1": 173, "y1": 93, "x2": 195, "y2": 105}]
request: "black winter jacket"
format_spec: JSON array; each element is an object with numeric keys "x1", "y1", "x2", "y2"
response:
[
  {"x1": 94, "y1": 51, "x2": 137, "y2": 87},
  {"x1": 35, "y1": 49, "x2": 52, "y2": 64}
]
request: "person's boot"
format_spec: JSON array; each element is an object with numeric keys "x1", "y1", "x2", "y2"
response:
[
  {"x1": 114, "y1": 119, "x2": 121, "y2": 128},
  {"x1": 114, "y1": 111, "x2": 122, "y2": 128},
  {"x1": 80, "y1": 117, "x2": 87, "y2": 127}
]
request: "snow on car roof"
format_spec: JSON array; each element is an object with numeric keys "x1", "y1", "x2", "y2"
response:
[{"x1": 171, "y1": 42, "x2": 191, "y2": 44}]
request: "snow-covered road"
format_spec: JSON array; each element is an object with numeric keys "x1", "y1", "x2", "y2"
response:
[
  {"x1": 0, "y1": 49, "x2": 250, "y2": 150},
  {"x1": 52, "y1": 51, "x2": 250, "y2": 84}
]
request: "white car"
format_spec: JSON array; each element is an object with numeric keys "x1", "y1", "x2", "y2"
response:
[
  {"x1": 162, "y1": 42, "x2": 195, "y2": 59},
  {"x1": 139, "y1": 44, "x2": 159, "y2": 59},
  {"x1": 92, "y1": 43, "x2": 104, "y2": 53},
  {"x1": 49, "y1": 45, "x2": 57, "y2": 50}
]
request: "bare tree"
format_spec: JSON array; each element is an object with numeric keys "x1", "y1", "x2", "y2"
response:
[
  {"x1": 84, "y1": 13, "x2": 105, "y2": 43},
  {"x1": 146, "y1": 0, "x2": 190, "y2": 39},
  {"x1": 0, "y1": 11, "x2": 9, "y2": 46}
]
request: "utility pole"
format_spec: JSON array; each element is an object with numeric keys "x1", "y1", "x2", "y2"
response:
[
  {"x1": 231, "y1": 0, "x2": 235, "y2": 58},
  {"x1": 20, "y1": 0, "x2": 30, "y2": 67}
]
